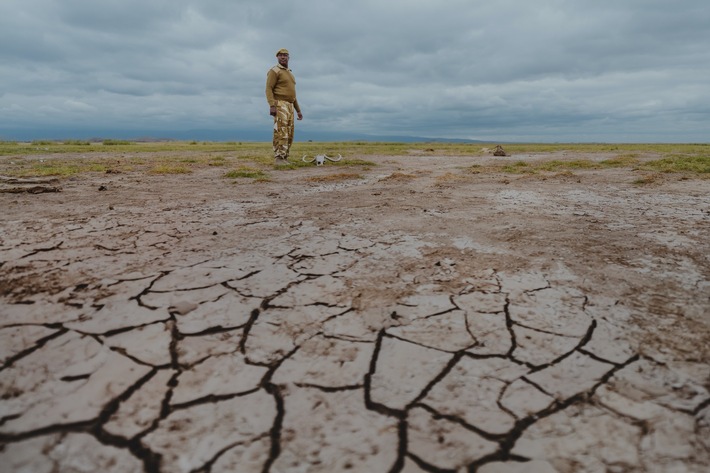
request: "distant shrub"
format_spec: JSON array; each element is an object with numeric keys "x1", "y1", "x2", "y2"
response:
[{"x1": 103, "y1": 139, "x2": 132, "y2": 146}]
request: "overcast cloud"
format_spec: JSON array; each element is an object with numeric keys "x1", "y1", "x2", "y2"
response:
[{"x1": 1, "y1": 0, "x2": 709, "y2": 142}]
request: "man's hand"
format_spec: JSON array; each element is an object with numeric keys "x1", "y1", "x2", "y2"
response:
[
  {"x1": 297, "y1": 112, "x2": 303, "y2": 120},
  {"x1": 269, "y1": 106, "x2": 277, "y2": 117}
]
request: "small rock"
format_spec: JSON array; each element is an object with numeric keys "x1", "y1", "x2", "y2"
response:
[
  {"x1": 98, "y1": 185, "x2": 107, "y2": 191},
  {"x1": 493, "y1": 145, "x2": 508, "y2": 156}
]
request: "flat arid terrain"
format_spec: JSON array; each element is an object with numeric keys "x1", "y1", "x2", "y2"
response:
[{"x1": 1, "y1": 141, "x2": 709, "y2": 472}]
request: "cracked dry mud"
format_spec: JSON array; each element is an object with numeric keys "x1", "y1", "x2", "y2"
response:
[{"x1": 1, "y1": 151, "x2": 709, "y2": 473}]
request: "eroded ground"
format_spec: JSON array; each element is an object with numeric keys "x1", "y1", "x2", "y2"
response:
[{"x1": 1, "y1": 150, "x2": 709, "y2": 472}]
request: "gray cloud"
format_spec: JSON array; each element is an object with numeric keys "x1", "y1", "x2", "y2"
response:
[{"x1": 1, "y1": 0, "x2": 708, "y2": 141}]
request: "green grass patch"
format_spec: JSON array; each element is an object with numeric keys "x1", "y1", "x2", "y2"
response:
[
  {"x1": 537, "y1": 159, "x2": 598, "y2": 171},
  {"x1": 501, "y1": 161, "x2": 533, "y2": 173},
  {"x1": 2, "y1": 141, "x2": 709, "y2": 158},
  {"x1": 208, "y1": 156, "x2": 227, "y2": 166},
  {"x1": 599, "y1": 154, "x2": 639, "y2": 167},
  {"x1": 149, "y1": 164, "x2": 192, "y2": 174},
  {"x1": 338, "y1": 158, "x2": 376, "y2": 167},
  {"x1": 640, "y1": 155, "x2": 710, "y2": 174},
  {"x1": 468, "y1": 150, "x2": 709, "y2": 178},
  {"x1": 491, "y1": 154, "x2": 643, "y2": 175},
  {"x1": 224, "y1": 167, "x2": 268, "y2": 179},
  {"x1": 237, "y1": 154, "x2": 273, "y2": 166},
  {"x1": 19, "y1": 161, "x2": 108, "y2": 177}
]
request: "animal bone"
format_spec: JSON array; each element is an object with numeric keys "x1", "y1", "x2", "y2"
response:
[{"x1": 302, "y1": 154, "x2": 343, "y2": 166}]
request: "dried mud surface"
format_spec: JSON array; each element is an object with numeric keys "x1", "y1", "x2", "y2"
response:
[{"x1": 1, "y1": 150, "x2": 709, "y2": 473}]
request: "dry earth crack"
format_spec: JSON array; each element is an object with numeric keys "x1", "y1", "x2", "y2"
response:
[{"x1": 2, "y1": 152, "x2": 709, "y2": 472}]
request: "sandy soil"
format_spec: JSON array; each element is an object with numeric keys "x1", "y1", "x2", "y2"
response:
[{"x1": 1, "y1": 149, "x2": 709, "y2": 472}]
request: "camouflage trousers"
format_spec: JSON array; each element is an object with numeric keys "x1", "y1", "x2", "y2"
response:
[{"x1": 272, "y1": 100, "x2": 295, "y2": 160}]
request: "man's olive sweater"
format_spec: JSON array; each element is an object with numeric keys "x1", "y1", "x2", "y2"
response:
[{"x1": 265, "y1": 64, "x2": 301, "y2": 113}]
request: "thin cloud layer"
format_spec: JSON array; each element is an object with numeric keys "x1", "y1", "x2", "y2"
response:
[{"x1": 1, "y1": 0, "x2": 708, "y2": 141}]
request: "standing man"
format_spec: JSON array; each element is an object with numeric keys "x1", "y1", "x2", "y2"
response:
[{"x1": 266, "y1": 48, "x2": 303, "y2": 164}]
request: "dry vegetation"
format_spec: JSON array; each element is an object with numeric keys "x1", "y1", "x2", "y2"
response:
[{"x1": 0, "y1": 141, "x2": 708, "y2": 183}]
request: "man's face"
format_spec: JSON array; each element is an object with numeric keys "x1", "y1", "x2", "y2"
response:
[{"x1": 277, "y1": 53, "x2": 289, "y2": 67}]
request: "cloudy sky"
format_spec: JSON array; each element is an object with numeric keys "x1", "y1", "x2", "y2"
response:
[{"x1": 1, "y1": 0, "x2": 709, "y2": 142}]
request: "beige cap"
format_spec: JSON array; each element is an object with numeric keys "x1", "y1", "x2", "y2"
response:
[{"x1": 276, "y1": 48, "x2": 289, "y2": 56}]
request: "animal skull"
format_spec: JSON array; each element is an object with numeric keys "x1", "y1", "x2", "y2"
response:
[{"x1": 302, "y1": 153, "x2": 343, "y2": 165}]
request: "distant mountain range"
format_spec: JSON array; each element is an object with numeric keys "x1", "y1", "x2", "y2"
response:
[{"x1": 1, "y1": 127, "x2": 487, "y2": 143}]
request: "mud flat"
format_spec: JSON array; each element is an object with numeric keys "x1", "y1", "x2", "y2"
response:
[{"x1": 1, "y1": 149, "x2": 709, "y2": 472}]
